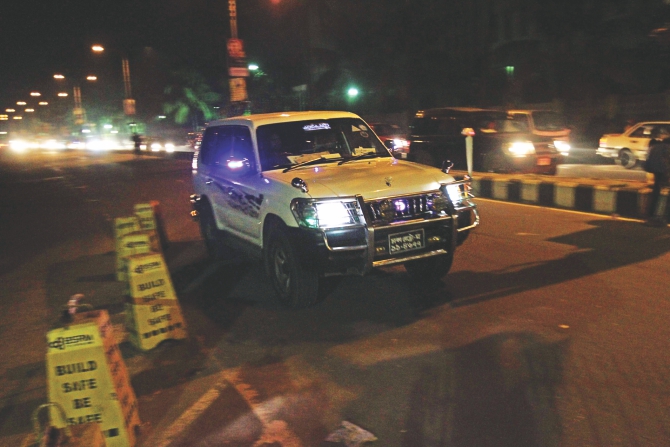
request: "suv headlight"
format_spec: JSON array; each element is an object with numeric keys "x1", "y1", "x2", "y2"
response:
[
  {"x1": 505, "y1": 141, "x2": 535, "y2": 157},
  {"x1": 553, "y1": 140, "x2": 570, "y2": 155},
  {"x1": 291, "y1": 198, "x2": 364, "y2": 229},
  {"x1": 443, "y1": 181, "x2": 473, "y2": 206}
]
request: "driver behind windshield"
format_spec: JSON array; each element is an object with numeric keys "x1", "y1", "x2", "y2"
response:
[{"x1": 257, "y1": 119, "x2": 389, "y2": 171}]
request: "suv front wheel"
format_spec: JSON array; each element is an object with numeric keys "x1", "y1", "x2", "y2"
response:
[{"x1": 265, "y1": 226, "x2": 320, "y2": 308}]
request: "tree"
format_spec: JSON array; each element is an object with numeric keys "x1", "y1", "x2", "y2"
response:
[{"x1": 162, "y1": 68, "x2": 221, "y2": 130}]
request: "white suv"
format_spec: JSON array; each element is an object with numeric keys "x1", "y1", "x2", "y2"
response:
[{"x1": 190, "y1": 111, "x2": 479, "y2": 307}]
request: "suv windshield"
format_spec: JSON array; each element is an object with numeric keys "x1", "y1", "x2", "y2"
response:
[
  {"x1": 257, "y1": 118, "x2": 389, "y2": 171},
  {"x1": 531, "y1": 111, "x2": 568, "y2": 131}
]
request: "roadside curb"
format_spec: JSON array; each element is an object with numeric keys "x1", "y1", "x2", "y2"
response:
[{"x1": 462, "y1": 171, "x2": 665, "y2": 219}]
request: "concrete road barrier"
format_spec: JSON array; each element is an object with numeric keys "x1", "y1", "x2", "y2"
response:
[{"x1": 464, "y1": 171, "x2": 666, "y2": 219}]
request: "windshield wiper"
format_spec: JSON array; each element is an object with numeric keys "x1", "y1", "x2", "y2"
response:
[
  {"x1": 282, "y1": 156, "x2": 342, "y2": 173},
  {"x1": 338, "y1": 153, "x2": 379, "y2": 165}
]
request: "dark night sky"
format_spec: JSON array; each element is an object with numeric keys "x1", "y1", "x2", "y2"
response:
[
  {"x1": 0, "y1": 0, "x2": 232, "y2": 107},
  {"x1": 2, "y1": 1, "x2": 669, "y2": 119}
]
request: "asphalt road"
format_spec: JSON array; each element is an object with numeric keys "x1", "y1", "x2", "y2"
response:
[{"x1": 1, "y1": 150, "x2": 669, "y2": 446}]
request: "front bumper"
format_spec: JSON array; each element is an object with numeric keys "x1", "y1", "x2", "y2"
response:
[
  {"x1": 286, "y1": 195, "x2": 479, "y2": 277},
  {"x1": 190, "y1": 184, "x2": 480, "y2": 277}
]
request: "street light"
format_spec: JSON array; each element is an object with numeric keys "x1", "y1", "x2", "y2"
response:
[
  {"x1": 91, "y1": 44, "x2": 135, "y2": 116},
  {"x1": 52, "y1": 72, "x2": 98, "y2": 130}
]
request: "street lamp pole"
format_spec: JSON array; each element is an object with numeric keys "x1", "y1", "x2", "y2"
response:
[{"x1": 92, "y1": 45, "x2": 136, "y2": 116}]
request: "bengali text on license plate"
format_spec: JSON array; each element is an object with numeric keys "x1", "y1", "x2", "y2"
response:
[
  {"x1": 389, "y1": 229, "x2": 424, "y2": 255},
  {"x1": 537, "y1": 157, "x2": 551, "y2": 166}
]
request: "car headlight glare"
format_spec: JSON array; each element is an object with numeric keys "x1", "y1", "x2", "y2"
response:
[
  {"x1": 392, "y1": 138, "x2": 409, "y2": 150},
  {"x1": 291, "y1": 198, "x2": 363, "y2": 229},
  {"x1": 554, "y1": 140, "x2": 571, "y2": 155},
  {"x1": 9, "y1": 140, "x2": 28, "y2": 153},
  {"x1": 506, "y1": 141, "x2": 535, "y2": 156},
  {"x1": 151, "y1": 142, "x2": 162, "y2": 151}
]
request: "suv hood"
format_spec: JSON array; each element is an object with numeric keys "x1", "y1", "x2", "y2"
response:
[{"x1": 262, "y1": 158, "x2": 453, "y2": 199}]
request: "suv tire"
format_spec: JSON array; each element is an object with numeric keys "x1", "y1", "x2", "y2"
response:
[
  {"x1": 265, "y1": 226, "x2": 320, "y2": 308},
  {"x1": 404, "y1": 252, "x2": 454, "y2": 281},
  {"x1": 199, "y1": 201, "x2": 226, "y2": 261}
]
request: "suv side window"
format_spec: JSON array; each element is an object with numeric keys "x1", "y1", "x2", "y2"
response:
[
  {"x1": 231, "y1": 126, "x2": 255, "y2": 168},
  {"x1": 200, "y1": 125, "x2": 255, "y2": 170},
  {"x1": 199, "y1": 126, "x2": 232, "y2": 166}
]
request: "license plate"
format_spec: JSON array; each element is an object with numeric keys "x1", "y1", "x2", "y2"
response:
[
  {"x1": 389, "y1": 229, "x2": 424, "y2": 255},
  {"x1": 537, "y1": 157, "x2": 551, "y2": 166}
]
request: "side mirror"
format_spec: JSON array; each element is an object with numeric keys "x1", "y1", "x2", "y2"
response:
[{"x1": 441, "y1": 160, "x2": 454, "y2": 174}]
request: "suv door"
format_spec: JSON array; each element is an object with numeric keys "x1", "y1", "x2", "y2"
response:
[
  {"x1": 197, "y1": 125, "x2": 236, "y2": 229},
  {"x1": 221, "y1": 126, "x2": 266, "y2": 242}
]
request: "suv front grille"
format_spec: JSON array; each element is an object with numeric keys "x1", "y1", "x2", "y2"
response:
[{"x1": 365, "y1": 193, "x2": 446, "y2": 226}]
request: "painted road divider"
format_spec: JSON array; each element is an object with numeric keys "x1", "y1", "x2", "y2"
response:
[
  {"x1": 124, "y1": 252, "x2": 187, "y2": 351},
  {"x1": 468, "y1": 172, "x2": 668, "y2": 218},
  {"x1": 113, "y1": 217, "x2": 141, "y2": 282},
  {"x1": 46, "y1": 310, "x2": 140, "y2": 447}
]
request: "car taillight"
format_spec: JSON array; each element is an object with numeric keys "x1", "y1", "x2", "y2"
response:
[{"x1": 599, "y1": 138, "x2": 606, "y2": 146}]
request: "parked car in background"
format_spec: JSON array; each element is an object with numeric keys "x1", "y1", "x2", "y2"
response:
[
  {"x1": 407, "y1": 107, "x2": 562, "y2": 175},
  {"x1": 369, "y1": 122, "x2": 410, "y2": 159},
  {"x1": 597, "y1": 121, "x2": 670, "y2": 169},
  {"x1": 507, "y1": 109, "x2": 572, "y2": 156}
]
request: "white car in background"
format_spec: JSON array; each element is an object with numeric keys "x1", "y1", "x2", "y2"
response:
[{"x1": 597, "y1": 121, "x2": 670, "y2": 169}]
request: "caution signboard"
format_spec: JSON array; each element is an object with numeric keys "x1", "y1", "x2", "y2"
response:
[
  {"x1": 46, "y1": 310, "x2": 140, "y2": 447},
  {"x1": 117, "y1": 232, "x2": 154, "y2": 284},
  {"x1": 133, "y1": 203, "x2": 161, "y2": 252},
  {"x1": 114, "y1": 217, "x2": 141, "y2": 282},
  {"x1": 125, "y1": 253, "x2": 187, "y2": 351}
]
